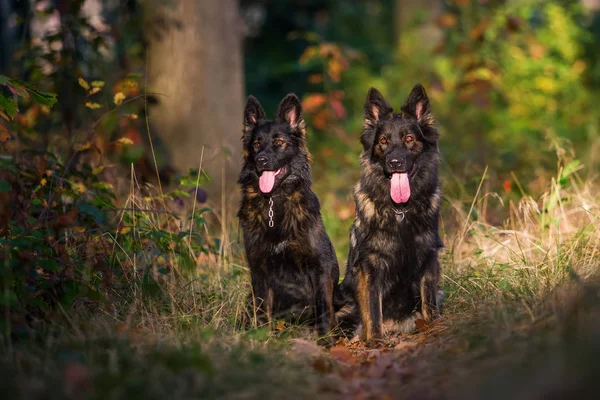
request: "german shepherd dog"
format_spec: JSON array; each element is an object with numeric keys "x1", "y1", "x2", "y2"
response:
[
  {"x1": 336, "y1": 84, "x2": 443, "y2": 342},
  {"x1": 237, "y1": 94, "x2": 339, "y2": 339}
]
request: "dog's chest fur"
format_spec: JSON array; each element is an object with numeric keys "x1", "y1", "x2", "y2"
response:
[
  {"x1": 239, "y1": 187, "x2": 319, "y2": 262},
  {"x1": 350, "y1": 181, "x2": 442, "y2": 271}
]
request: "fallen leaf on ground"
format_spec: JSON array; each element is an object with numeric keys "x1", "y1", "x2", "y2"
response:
[
  {"x1": 415, "y1": 319, "x2": 429, "y2": 331},
  {"x1": 330, "y1": 345, "x2": 355, "y2": 364},
  {"x1": 394, "y1": 340, "x2": 418, "y2": 350}
]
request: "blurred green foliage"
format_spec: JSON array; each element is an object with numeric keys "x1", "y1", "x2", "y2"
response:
[{"x1": 241, "y1": 0, "x2": 600, "y2": 261}]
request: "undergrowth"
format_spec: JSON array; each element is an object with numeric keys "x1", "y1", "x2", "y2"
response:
[{"x1": 2, "y1": 74, "x2": 599, "y2": 399}]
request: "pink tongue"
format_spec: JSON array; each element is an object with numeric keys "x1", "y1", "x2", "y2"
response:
[
  {"x1": 259, "y1": 170, "x2": 276, "y2": 193},
  {"x1": 391, "y1": 173, "x2": 410, "y2": 204}
]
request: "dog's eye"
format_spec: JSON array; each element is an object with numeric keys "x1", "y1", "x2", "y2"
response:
[
  {"x1": 404, "y1": 135, "x2": 414, "y2": 143},
  {"x1": 379, "y1": 137, "x2": 388, "y2": 145},
  {"x1": 275, "y1": 139, "x2": 284, "y2": 146},
  {"x1": 253, "y1": 142, "x2": 260, "y2": 150}
]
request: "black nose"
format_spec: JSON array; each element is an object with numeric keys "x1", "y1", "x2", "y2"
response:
[
  {"x1": 387, "y1": 158, "x2": 405, "y2": 171},
  {"x1": 256, "y1": 155, "x2": 268, "y2": 167}
]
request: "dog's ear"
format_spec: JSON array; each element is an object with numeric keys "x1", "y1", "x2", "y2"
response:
[
  {"x1": 276, "y1": 93, "x2": 306, "y2": 135},
  {"x1": 243, "y1": 96, "x2": 266, "y2": 137},
  {"x1": 364, "y1": 87, "x2": 393, "y2": 129},
  {"x1": 401, "y1": 84, "x2": 434, "y2": 126}
]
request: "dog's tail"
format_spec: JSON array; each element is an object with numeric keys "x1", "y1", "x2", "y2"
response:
[{"x1": 333, "y1": 282, "x2": 359, "y2": 337}]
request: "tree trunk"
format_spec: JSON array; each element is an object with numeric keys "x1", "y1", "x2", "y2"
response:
[{"x1": 145, "y1": 0, "x2": 244, "y2": 208}]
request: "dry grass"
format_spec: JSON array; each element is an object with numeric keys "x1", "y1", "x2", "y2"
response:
[{"x1": 2, "y1": 148, "x2": 600, "y2": 399}]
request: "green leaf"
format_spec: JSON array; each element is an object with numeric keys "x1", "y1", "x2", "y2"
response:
[
  {"x1": 245, "y1": 327, "x2": 269, "y2": 341},
  {"x1": 10, "y1": 79, "x2": 58, "y2": 108},
  {"x1": 39, "y1": 259, "x2": 60, "y2": 271},
  {"x1": 77, "y1": 202, "x2": 106, "y2": 224},
  {"x1": 126, "y1": 72, "x2": 143, "y2": 80},
  {"x1": 0, "y1": 179, "x2": 11, "y2": 192},
  {"x1": 0, "y1": 93, "x2": 17, "y2": 119}
]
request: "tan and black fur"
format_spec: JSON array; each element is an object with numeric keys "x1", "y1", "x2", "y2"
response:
[
  {"x1": 336, "y1": 84, "x2": 443, "y2": 342},
  {"x1": 237, "y1": 94, "x2": 339, "y2": 339}
]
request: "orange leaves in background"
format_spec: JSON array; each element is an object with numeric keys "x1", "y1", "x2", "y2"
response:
[
  {"x1": 436, "y1": 13, "x2": 457, "y2": 29},
  {"x1": 302, "y1": 94, "x2": 326, "y2": 114},
  {"x1": 299, "y1": 41, "x2": 361, "y2": 83},
  {"x1": 302, "y1": 90, "x2": 346, "y2": 131},
  {"x1": 113, "y1": 78, "x2": 139, "y2": 98}
]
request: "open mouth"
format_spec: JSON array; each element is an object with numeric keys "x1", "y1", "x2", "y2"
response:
[
  {"x1": 258, "y1": 167, "x2": 286, "y2": 194},
  {"x1": 389, "y1": 166, "x2": 417, "y2": 204}
]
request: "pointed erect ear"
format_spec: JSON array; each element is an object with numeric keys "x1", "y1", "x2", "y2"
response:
[
  {"x1": 276, "y1": 94, "x2": 306, "y2": 135},
  {"x1": 401, "y1": 84, "x2": 434, "y2": 126},
  {"x1": 243, "y1": 95, "x2": 266, "y2": 136},
  {"x1": 364, "y1": 87, "x2": 393, "y2": 129}
]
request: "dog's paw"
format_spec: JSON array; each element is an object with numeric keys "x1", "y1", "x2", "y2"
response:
[{"x1": 364, "y1": 337, "x2": 385, "y2": 349}]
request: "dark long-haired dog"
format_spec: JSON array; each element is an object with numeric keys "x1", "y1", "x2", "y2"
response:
[
  {"x1": 237, "y1": 94, "x2": 339, "y2": 339},
  {"x1": 336, "y1": 84, "x2": 443, "y2": 342}
]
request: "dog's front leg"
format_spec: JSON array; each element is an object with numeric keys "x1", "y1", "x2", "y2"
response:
[
  {"x1": 249, "y1": 270, "x2": 274, "y2": 329},
  {"x1": 313, "y1": 265, "x2": 336, "y2": 339},
  {"x1": 419, "y1": 251, "x2": 441, "y2": 322},
  {"x1": 355, "y1": 268, "x2": 383, "y2": 343}
]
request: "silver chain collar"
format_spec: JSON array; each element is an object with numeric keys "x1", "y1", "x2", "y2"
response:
[
  {"x1": 268, "y1": 197, "x2": 274, "y2": 228},
  {"x1": 392, "y1": 207, "x2": 411, "y2": 222}
]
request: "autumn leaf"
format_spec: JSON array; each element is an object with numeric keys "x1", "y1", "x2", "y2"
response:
[
  {"x1": 308, "y1": 74, "x2": 323, "y2": 84},
  {"x1": 115, "y1": 137, "x2": 134, "y2": 146},
  {"x1": 70, "y1": 182, "x2": 87, "y2": 194},
  {"x1": 114, "y1": 92, "x2": 126, "y2": 106},
  {"x1": 88, "y1": 87, "x2": 102, "y2": 95},
  {"x1": 122, "y1": 113, "x2": 138, "y2": 120},
  {"x1": 91, "y1": 80, "x2": 105, "y2": 88},
  {"x1": 469, "y1": 21, "x2": 489, "y2": 41},
  {"x1": 275, "y1": 320, "x2": 286, "y2": 331},
  {"x1": 329, "y1": 98, "x2": 346, "y2": 119},
  {"x1": 436, "y1": 13, "x2": 457, "y2": 28},
  {"x1": 8, "y1": 82, "x2": 29, "y2": 99},
  {"x1": 75, "y1": 142, "x2": 94, "y2": 152},
  {"x1": 329, "y1": 345, "x2": 355, "y2": 364},
  {"x1": 0, "y1": 124, "x2": 10, "y2": 141},
  {"x1": 299, "y1": 46, "x2": 319, "y2": 65},
  {"x1": 85, "y1": 102, "x2": 102, "y2": 109},
  {"x1": 78, "y1": 77, "x2": 90, "y2": 90},
  {"x1": 302, "y1": 94, "x2": 327, "y2": 113},
  {"x1": 414, "y1": 318, "x2": 429, "y2": 331}
]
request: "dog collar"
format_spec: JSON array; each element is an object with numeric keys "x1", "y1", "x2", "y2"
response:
[{"x1": 392, "y1": 207, "x2": 411, "y2": 222}]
